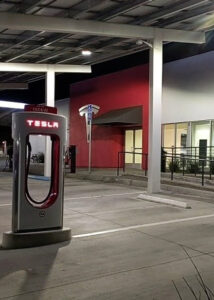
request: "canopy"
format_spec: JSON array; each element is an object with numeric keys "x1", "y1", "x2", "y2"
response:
[{"x1": 93, "y1": 106, "x2": 142, "y2": 126}]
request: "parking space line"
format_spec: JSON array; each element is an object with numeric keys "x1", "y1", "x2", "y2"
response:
[
  {"x1": 0, "y1": 192, "x2": 142, "y2": 208},
  {"x1": 64, "y1": 192, "x2": 142, "y2": 201},
  {"x1": 63, "y1": 204, "x2": 164, "y2": 218},
  {"x1": 73, "y1": 213, "x2": 214, "y2": 238}
]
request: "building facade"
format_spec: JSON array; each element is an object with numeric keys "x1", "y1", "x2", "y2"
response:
[
  {"x1": 70, "y1": 64, "x2": 149, "y2": 168},
  {"x1": 68, "y1": 50, "x2": 214, "y2": 169}
]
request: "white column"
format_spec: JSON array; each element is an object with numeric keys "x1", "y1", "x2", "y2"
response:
[
  {"x1": 44, "y1": 68, "x2": 55, "y2": 177},
  {"x1": 147, "y1": 36, "x2": 163, "y2": 194}
]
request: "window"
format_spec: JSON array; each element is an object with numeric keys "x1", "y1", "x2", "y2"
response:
[
  {"x1": 192, "y1": 121, "x2": 211, "y2": 158},
  {"x1": 163, "y1": 124, "x2": 175, "y2": 152}
]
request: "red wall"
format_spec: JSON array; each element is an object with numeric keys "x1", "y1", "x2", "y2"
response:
[{"x1": 70, "y1": 64, "x2": 149, "y2": 168}]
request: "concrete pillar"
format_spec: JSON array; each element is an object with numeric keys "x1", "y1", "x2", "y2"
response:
[
  {"x1": 44, "y1": 69, "x2": 55, "y2": 177},
  {"x1": 147, "y1": 36, "x2": 163, "y2": 194}
]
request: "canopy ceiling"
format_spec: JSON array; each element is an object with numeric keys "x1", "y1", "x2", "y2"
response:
[{"x1": 0, "y1": 0, "x2": 212, "y2": 84}]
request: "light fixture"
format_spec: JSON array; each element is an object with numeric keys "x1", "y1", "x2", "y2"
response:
[
  {"x1": 81, "y1": 50, "x2": 92, "y2": 56},
  {"x1": 0, "y1": 101, "x2": 26, "y2": 109},
  {"x1": 136, "y1": 39, "x2": 144, "y2": 46},
  {"x1": 136, "y1": 39, "x2": 153, "y2": 48}
]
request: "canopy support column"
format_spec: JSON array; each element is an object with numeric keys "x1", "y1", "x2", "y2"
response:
[
  {"x1": 147, "y1": 36, "x2": 163, "y2": 194},
  {"x1": 44, "y1": 68, "x2": 55, "y2": 177}
]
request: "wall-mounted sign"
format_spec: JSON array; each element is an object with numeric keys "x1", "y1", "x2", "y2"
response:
[
  {"x1": 25, "y1": 105, "x2": 57, "y2": 114},
  {"x1": 79, "y1": 104, "x2": 100, "y2": 142},
  {"x1": 79, "y1": 104, "x2": 100, "y2": 173}
]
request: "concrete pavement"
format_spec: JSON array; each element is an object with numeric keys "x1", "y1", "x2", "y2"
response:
[{"x1": 1, "y1": 173, "x2": 214, "y2": 299}]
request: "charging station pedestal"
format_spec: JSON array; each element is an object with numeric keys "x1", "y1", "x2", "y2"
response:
[{"x1": 2, "y1": 105, "x2": 71, "y2": 249}]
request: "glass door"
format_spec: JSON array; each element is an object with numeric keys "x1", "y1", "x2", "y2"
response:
[
  {"x1": 192, "y1": 121, "x2": 210, "y2": 159},
  {"x1": 125, "y1": 129, "x2": 142, "y2": 168},
  {"x1": 134, "y1": 129, "x2": 142, "y2": 165},
  {"x1": 125, "y1": 130, "x2": 134, "y2": 164}
]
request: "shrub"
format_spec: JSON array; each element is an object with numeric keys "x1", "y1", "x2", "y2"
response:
[
  {"x1": 210, "y1": 160, "x2": 214, "y2": 174},
  {"x1": 168, "y1": 159, "x2": 180, "y2": 172},
  {"x1": 187, "y1": 161, "x2": 200, "y2": 174}
]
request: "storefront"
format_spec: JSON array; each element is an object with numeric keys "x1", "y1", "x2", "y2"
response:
[{"x1": 162, "y1": 120, "x2": 214, "y2": 158}]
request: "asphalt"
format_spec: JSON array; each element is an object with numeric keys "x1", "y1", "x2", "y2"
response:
[{"x1": 1, "y1": 173, "x2": 214, "y2": 299}]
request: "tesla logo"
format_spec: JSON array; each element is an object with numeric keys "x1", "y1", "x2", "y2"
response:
[
  {"x1": 26, "y1": 120, "x2": 59, "y2": 128},
  {"x1": 39, "y1": 210, "x2": 46, "y2": 217}
]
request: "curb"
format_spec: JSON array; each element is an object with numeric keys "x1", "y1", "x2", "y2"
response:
[
  {"x1": 65, "y1": 173, "x2": 213, "y2": 200},
  {"x1": 137, "y1": 193, "x2": 191, "y2": 209}
]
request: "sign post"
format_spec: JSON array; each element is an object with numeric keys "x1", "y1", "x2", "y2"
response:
[
  {"x1": 88, "y1": 104, "x2": 92, "y2": 173},
  {"x1": 79, "y1": 104, "x2": 100, "y2": 173}
]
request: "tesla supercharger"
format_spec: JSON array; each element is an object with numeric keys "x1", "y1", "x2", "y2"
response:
[{"x1": 2, "y1": 105, "x2": 71, "y2": 249}]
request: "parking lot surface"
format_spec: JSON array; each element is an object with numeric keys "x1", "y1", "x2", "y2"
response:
[{"x1": 1, "y1": 173, "x2": 214, "y2": 299}]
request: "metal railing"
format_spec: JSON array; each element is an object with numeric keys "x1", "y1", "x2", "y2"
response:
[
  {"x1": 1, "y1": 155, "x2": 12, "y2": 171},
  {"x1": 117, "y1": 148, "x2": 214, "y2": 187},
  {"x1": 117, "y1": 151, "x2": 148, "y2": 176},
  {"x1": 164, "y1": 153, "x2": 214, "y2": 186},
  {"x1": 163, "y1": 146, "x2": 214, "y2": 160}
]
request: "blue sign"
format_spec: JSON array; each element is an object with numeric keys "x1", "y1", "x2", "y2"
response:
[
  {"x1": 88, "y1": 104, "x2": 92, "y2": 113},
  {"x1": 88, "y1": 104, "x2": 93, "y2": 121}
]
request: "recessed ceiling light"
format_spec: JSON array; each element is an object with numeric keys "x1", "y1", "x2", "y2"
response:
[{"x1": 81, "y1": 50, "x2": 92, "y2": 56}]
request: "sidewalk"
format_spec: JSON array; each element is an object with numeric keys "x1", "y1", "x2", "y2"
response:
[{"x1": 66, "y1": 168, "x2": 214, "y2": 202}]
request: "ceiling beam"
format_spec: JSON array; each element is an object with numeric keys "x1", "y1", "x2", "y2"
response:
[
  {"x1": 0, "y1": 1, "x2": 150, "y2": 62},
  {"x1": 0, "y1": 38, "x2": 77, "y2": 48},
  {"x1": 195, "y1": 16, "x2": 214, "y2": 32},
  {"x1": 0, "y1": 63, "x2": 91, "y2": 73},
  {"x1": 10, "y1": 0, "x2": 44, "y2": 13},
  {"x1": 95, "y1": 0, "x2": 150, "y2": 21},
  {"x1": 0, "y1": 0, "x2": 104, "y2": 60},
  {"x1": 68, "y1": 0, "x2": 102, "y2": 17},
  {"x1": 0, "y1": 38, "x2": 42, "y2": 47},
  {"x1": 3, "y1": 33, "x2": 70, "y2": 62},
  {"x1": 135, "y1": 0, "x2": 208, "y2": 26},
  {"x1": 0, "y1": 12, "x2": 205, "y2": 44},
  {"x1": 158, "y1": 3, "x2": 214, "y2": 28},
  {"x1": 0, "y1": 83, "x2": 28, "y2": 90},
  {"x1": 61, "y1": 0, "x2": 207, "y2": 49}
]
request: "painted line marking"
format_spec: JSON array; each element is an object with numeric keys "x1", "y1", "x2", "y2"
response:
[
  {"x1": 0, "y1": 192, "x2": 142, "y2": 208},
  {"x1": 73, "y1": 213, "x2": 214, "y2": 238},
  {"x1": 63, "y1": 204, "x2": 164, "y2": 218},
  {"x1": 64, "y1": 192, "x2": 142, "y2": 201}
]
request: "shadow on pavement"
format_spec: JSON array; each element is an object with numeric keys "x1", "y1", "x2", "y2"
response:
[{"x1": 0, "y1": 241, "x2": 70, "y2": 300}]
